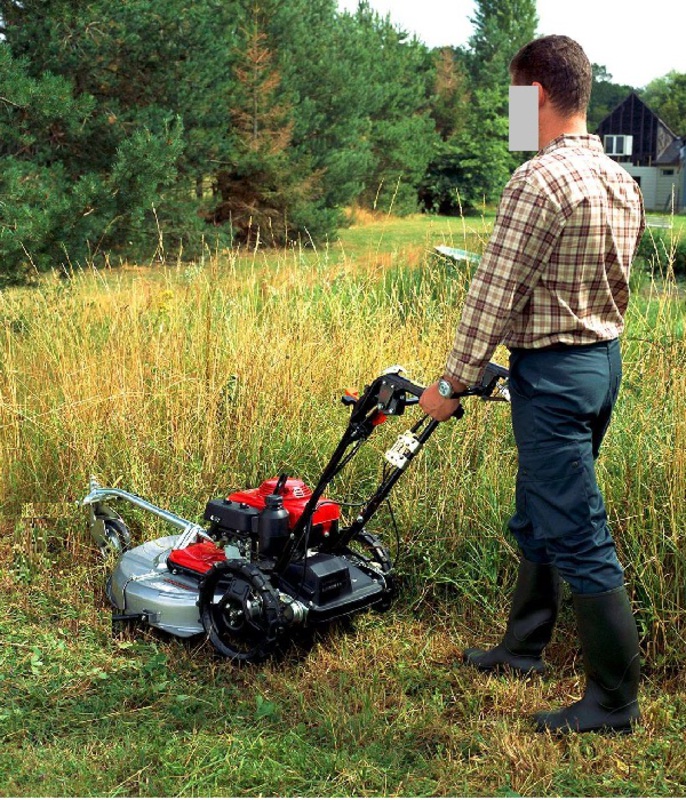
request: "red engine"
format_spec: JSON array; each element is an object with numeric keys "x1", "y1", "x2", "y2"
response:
[
  {"x1": 227, "y1": 477, "x2": 340, "y2": 533},
  {"x1": 167, "y1": 478, "x2": 341, "y2": 576}
]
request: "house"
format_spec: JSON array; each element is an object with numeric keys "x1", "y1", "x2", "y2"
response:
[{"x1": 596, "y1": 92, "x2": 685, "y2": 213}]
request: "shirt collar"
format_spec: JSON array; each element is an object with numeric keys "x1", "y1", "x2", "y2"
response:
[{"x1": 538, "y1": 134, "x2": 604, "y2": 157}]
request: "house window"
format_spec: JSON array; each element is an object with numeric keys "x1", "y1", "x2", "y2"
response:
[
  {"x1": 661, "y1": 169, "x2": 674, "y2": 176},
  {"x1": 604, "y1": 135, "x2": 633, "y2": 156}
]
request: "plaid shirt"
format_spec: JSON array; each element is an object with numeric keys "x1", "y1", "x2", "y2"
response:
[{"x1": 445, "y1": 134, "x2": 646, "y2": 386}]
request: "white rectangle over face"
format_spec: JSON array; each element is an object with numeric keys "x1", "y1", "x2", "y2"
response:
[{"x1": 509, "y1": 86, "x2": 539, "y2": 151}]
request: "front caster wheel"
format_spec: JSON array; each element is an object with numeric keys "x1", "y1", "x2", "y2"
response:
[
  {"x1": 93, "y1": 518, "x2": 132, "y2": 556},
  {"x1": 198, "y1": 560, "x2": 284, "y2": 664}
]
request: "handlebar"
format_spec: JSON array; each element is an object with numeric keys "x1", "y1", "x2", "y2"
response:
[
  {"x1": 462, "y1": 361, "x2": 510, "y2": 402},
  {"x1": 281, "y1": 362, "x2": 509, "y2": 566},
  {"x1": 342, "y1": 361, "x2": 509, "y2": 419}
]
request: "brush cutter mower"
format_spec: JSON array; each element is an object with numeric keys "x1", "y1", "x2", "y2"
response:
[{"x1": 83, "y1": 363, "x2": 509, "y2": 663}]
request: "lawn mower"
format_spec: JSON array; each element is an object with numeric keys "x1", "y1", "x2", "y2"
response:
[{"x1": 83, "y1": 363, "x2": 509, "y2": 663}]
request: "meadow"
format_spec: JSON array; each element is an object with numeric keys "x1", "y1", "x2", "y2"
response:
[{"x1": 0, "y1": 211, "x2": 684, "y2": 796}]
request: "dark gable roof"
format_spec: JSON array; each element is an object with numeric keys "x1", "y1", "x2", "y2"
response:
[
  {"x1": 597, "y1": 91, "x2": 682, "y2": 166},
  {"x1": 655, "y1": 137, "x2": 683, "y2": 165}
]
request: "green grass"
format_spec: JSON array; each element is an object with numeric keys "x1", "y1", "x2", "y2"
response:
[
  {"x1": 2, "y1": 574, "x2": 685, "y2": 796},
  {"x1": 1, "y1": 213, "x2": 685, "y2": 796},
  {"x1": 335, "y1": 208, "x2": 494, "y2": 263},
  {"x1": 645, "y1": 211, "x2": 686, "y2": 234}
]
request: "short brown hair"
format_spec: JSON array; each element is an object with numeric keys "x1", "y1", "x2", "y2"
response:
[{"x1": 510, "y1": 35, "x2": 592, "y2": 116}]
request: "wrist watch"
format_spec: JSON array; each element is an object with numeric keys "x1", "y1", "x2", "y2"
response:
[{"x1": 437, "y1": 377, "x2": 454, "y2": 399}]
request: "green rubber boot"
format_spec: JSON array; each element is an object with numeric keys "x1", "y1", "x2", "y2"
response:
[
  {"x1": 464, "y1": 558, "x2": 560, "y2": 676},
  {"x1": 534, "y1": 586, "x2": 641, "y2": 734}
]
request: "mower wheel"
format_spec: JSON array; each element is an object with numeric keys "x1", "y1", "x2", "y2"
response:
[
  {"x1": 198, "y1": 560, "x2": 284, "y2": 664},
  {"x1": 348, "y1": 531, "x2": 395, "y2": 611},
  {"x1": 99, "y1": 519, "x2": 132, "y2": 555}
]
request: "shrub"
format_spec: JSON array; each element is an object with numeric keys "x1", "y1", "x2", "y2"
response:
[{"x1": 636, "y1": 225, "x2": 686, "y2": 278}]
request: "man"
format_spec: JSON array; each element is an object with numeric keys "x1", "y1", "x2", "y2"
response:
[{"x1": 420, "y1": 35, "x2": 645, "y2": 734}]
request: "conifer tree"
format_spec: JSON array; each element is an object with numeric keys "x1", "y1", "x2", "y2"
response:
[
  {"x1": 0, "y1": 0, "x2": 234, "y2": 276},
  {"x1": 210, "y1": 5, "x2": 323, "y2": 246},
  {"x1": 0, "y1": 0, "x2": 451, "y2": 280},
  {"x1": 422, "y1": 0, "x2": 537, "y2": 214},
  {"x1": 431, "y1": 47, "x2": 471, "y2": 141},
  {"x1": 467, "y1": 0, "x2": 537, "y2": 89}
]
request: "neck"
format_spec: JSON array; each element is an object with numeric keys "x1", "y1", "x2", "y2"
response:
[{"x1": 539, "y1": 113, "x2": 588, "y2": 150}]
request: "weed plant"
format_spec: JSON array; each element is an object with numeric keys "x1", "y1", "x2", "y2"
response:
[{"x1": 1, "y1": 216, "x2": 684, "y2": 796}]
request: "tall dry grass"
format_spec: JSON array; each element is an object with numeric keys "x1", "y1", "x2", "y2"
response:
[{"x1": 0, "y1": 237, "x2": 683, "y2": 669}]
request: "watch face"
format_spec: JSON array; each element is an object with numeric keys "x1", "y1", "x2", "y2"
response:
[{"x1": 438, "y1": 379, "x2": 453, "y2": 398}]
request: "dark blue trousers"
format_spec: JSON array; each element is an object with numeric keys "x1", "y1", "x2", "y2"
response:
[{"x1": 507, "y1": 340, "x2": 625, "y2": 594}]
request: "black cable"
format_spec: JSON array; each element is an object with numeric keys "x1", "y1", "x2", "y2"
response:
[
  {"x1": 328, "y1": 439, "x2": 364, "y2": 479},
  {"x1": 384, "y1": 498, "x2": 403, "y2": 568}
]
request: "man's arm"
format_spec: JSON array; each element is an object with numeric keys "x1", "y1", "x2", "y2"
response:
[
  {"x1": 445, "y1": 173, "x2": 564, "y2": 385},
  {"x1": 421, "y1": 172, "x2": 563, "y2": 421}
]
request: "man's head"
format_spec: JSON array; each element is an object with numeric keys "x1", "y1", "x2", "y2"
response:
[{"x1": 510, "y1": 35, "x2": 592, "y2": 118}]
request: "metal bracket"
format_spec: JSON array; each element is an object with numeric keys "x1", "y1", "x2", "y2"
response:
[
  {"x1": 83, "y1": 476, "x2": 211, "y2": 548},
  {"x1": 385, "y1": 430, "x2": 421, "y2": 469}
]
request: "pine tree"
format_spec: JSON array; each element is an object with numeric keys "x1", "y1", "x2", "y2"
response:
[
  {"x1": 467, "y1": 0, "x2": 538, "y2": 90},
  {"x1": 421, "y1": 0, "x2": 537, "y2": 214},
  {"x1": 430, "y1": 47, "x2": 471, "y2": 141},
  {"x1": 0, "y1": 0, "x2": 235, "y2": 277},
  {"x1": 210, "y1": 5, "x2": 323, "y2": 246},
  {"x1": 347, "y1": 4, "x2": 438, "y2": 214},
  {"x1": 0, "y1": 0, "x2": 454, "y2": 278}
]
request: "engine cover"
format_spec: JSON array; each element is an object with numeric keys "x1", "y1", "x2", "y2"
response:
[{"x1": 227, "y1": 477, "x2": 340, "y2": 532}]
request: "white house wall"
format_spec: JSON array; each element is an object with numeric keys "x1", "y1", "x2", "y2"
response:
[
  {"x1": 656, "y1": 167, "x2": 682, "y2": 213},
  {"x1": 622, "y1": 166, "x2": 657, "y2": 210},
  {"x1": 619, "y1": 164, "x2": 684, "y2": 212}
]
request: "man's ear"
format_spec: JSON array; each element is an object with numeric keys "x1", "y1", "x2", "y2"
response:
[{"x1": 532, "y1": 81, "x2": 547, "y2": 108}]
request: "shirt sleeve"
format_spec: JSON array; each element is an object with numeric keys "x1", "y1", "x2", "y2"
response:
[{"x1": 445, "y1": 172, "x2": 565, "y2": 385}]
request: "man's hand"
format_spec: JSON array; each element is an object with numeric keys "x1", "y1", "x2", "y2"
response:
[{"x1": 419, "y1": 378, "x2": 466, "y2": 421}]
